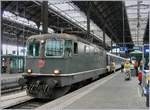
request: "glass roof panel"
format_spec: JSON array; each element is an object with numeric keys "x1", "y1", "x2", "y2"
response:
[
  {"x1": 3, "y1": 11, "x2": 37, "y2": 29},
  {"x1": 66, "y1": 12, "x2": 82, "y2": 17},
  {"x1": 48, "y1": 0, "x2": 111, "y2": 45},
  {"x1": 3, "y1": 11, "x2": 55, "y2": 33},
  {"x1": 125, "y1": 0, "x2": 149, "y2": 46},
  {"x1": 52, "y1": 3, "x2": 74, "y2": 11},
  {"x1": 48, "y1": 0, "x2": 70, "y2": 5}
]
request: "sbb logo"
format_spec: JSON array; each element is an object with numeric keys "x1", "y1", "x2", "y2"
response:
[{"x1": 37, "y1": 59, "x2": 45, "y2": 68}]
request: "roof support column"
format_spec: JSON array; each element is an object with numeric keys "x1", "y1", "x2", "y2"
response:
[
  {"x1": 23, "y1": 7, "x2": 25, "y2": 50},
  {"x1": 1, "y1": 6, "x2": 3, "y2": 55},
  {"x1": 103, "y1": 26, "x2": 106, "y2": 49},
  {"x1": 36, "y1": 22, "x2": 41, "y2": 34},
  {"x1": 122, "y1": 2, "x2": 125, "y2": 48},
  {"x1": 87, "y1": 2, "x2": 91, "y2": 41},
  {"x1": 41, "y1": 1, "x2": 48, "y2": 34},
  {"x1": 16, "y1": 33, "x2": 19, "y2": 55},
  {"x1": 137, "y1": 0, "x2": 141, "y2": 46},
  {"x1": 111, "y1": 39, "x2": 112, "y2": 53}
]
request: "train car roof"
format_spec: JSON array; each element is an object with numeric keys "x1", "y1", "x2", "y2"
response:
[{"x1": 106, "y1": 52, "x2": 127, "y2": 60}]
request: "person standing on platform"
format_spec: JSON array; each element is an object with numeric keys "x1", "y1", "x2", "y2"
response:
[
  {"x1": 111, "y1": 61, "x2": 116, "y2": 73},
  {"x1": 138, "y1": 60, "x2": 144, "y2": 85},
  {"x1": 124, "y1": 60, "x2": 131, "y2": 80},
  {"x1": 124, "y1": 60, "x2": 130, "y2": 70},
  {"x1": 130, "y1": 61, "x2": 134, "y2": 77},
  {"x1": 138, "y1": 71, "x2": 142, "y2": 85},
  {"x1": 121, "y1": 61, "x2": 124, "y2": 73},
  {"x1": 138, "y1": 60, "x2": 143, "y2": 71},
  {"x1": 134, "y1": 61, "x2": 138, "y2": 76}
]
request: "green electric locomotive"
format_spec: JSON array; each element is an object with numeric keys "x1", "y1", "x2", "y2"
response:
[{"x1": 19, "y1": 33, "x2": 125, "y2": 99}]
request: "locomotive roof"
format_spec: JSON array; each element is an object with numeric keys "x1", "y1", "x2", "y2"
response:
[
  {"x1": 106, "y1": 52, "x2": 127, "y2": 60},
  {"x1": 27, "y1": 33, "x2": 105, "y2": 50}
]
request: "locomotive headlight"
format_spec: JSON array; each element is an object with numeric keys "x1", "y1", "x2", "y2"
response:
[
  {"x1": 41, "y1": 40, "x2": 45, "y2": 44},
  {"x1": 53, "y1": 69, "x2": 60, "y2": 74},
  {"x1": 27, "y1": 69, "x2": 32, "y2": 73}
]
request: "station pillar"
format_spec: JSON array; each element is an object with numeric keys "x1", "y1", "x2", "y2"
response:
[
  {"x1": 103, "y1": 27, "x2": 106, "y2": 49},
  {"x1": 1, "y1": 9, "x2": 3, "y2": 55},
  {"x1": 111, "y1": 40, "x2": 113, "y2": 53},
  {"x1": 87, "y1": 2, "x2": 91, "y2": 41},
  {"x1": 41, "y1": 1, "x2": 48, "y2": 34}
]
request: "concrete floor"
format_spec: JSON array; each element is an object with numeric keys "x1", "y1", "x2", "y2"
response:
[
  {"x1": 1, "y1": 73, "x2": 23, "y2": 80},
  {"x1": 66, "y1": 72, "x2": 147, "y2": 109},
  {"x1": 37, "y1": 71, "x2": 148, "y2": 109}
]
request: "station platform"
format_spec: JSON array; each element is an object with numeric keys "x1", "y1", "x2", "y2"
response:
[
  {"x1": 1, "y1": 73, "x2": 23, "y2": 80},
  {"x1": 37, "y1": 71, "x2": 148, "y2": 109},
  {"x1": 1, "y1": 73, "x2": 24, "y2": 90}
]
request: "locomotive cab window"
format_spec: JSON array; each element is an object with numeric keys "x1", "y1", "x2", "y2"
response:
[
  {"x1": 74, "y1": 42, "x2": 78, "y2": 54},
  {"x1": 65, "y1": 40, "x2": 72, "y2": 56},
  {"x1": 28, "y1": 40, "x2": 40, "y2": 56},
  {"x1": 45, "y1": 39, "x2": 64, "y2": 56}
]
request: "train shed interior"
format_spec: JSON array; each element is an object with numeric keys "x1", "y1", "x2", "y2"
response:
[
  {"x1": 1, "y1": 1, "x2": 149, "y2": 52},
  {"x1": 0, "y1": 0, "x2": 150, "y2": 109}
]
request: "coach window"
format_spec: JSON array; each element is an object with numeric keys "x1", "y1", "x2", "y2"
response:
[
  {"x1": 84, "y1": 45, "x2": 90, "y2": 53},
  {"x1": 94, "y1": 48, "x2": 98, "y2": 54},
  {"x1": 74, "y1": 42, "x2": 78, "y2": 54}
]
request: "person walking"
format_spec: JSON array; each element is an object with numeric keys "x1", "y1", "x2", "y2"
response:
[
  {"x1": 138, "y1": 60, "x2": 144, "y2": 71},
  {"x1": 130, "y1": 61, "x2": 134, "y2": 77},
  {"x1": 134, "y1": 61, "x2": 138, "y2": 76},
  {"x1": 138, "y1": 60, "x2": 144, "y2": 85}
]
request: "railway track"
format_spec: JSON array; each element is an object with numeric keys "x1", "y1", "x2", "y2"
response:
[
  {"x1": 1, "y1": 91, "x2": 33, "y2": 109},
  {"x1": 1, "y1": 87, "x2": 26, "y2": 96},
  {"x1": 5, "y1": 98, "x2": 50, "y2": 109},
  {"x1": 1, "y1": 77, "x2": 25, "y2": 96},
  {"x1": 2, "y1": 90, "x2": 53, "y2": 109}
]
